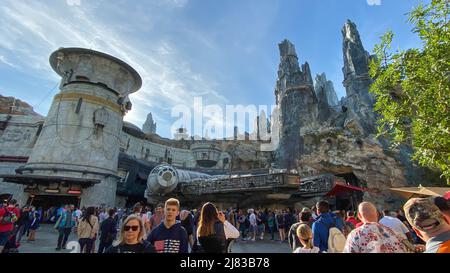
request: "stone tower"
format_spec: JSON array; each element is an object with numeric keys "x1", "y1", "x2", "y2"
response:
[
  {"x1": 275, "y1": 40, "x2": 318, "y2": 170},
  {"x1": 142, "y1": 112, "x2": 157, "y2": 134},
  {"x1": 20, "y1": 48, "x2": 141, "y2": 207}
]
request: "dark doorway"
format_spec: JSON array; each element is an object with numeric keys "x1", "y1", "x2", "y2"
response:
[
  {"x1": 335, "y1": 192, "x2": 353, "y2": 211},
  {"x1": 334, "y1": 172, "x2": 364, "y2": 211},
  {"x1": 28, "y1": 195, "x2": 80, "y2": 211}
]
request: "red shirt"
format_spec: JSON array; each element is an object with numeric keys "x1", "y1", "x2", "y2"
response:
[
  {"x1": 346, "y1": 217, "x2": 359, "y2": 227},
  {"x1": 0, "y1": 206, "x2": 21, "y2": 232}
]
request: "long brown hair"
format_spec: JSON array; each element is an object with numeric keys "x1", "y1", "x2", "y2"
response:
[
  {"x1": 197, "y1": 202, "x2": 219, "y2": 237},
  {"x1": 296, "y1": 224, "x2": 314, "y2": 249}
]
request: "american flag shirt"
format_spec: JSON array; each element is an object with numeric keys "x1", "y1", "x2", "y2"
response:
[
  {"x1": 154, "y1": 239, "x2": 181, "y2": 253},
  {"x1": 147, "y1": 222, "x2": 188, "y2": 253}
]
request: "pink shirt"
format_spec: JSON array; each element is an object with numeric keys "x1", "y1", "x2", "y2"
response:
[{"x1": 150, "y1": 213, "x2": 164, "y2": 231}]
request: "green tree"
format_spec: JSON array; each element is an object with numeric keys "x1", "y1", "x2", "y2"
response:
[{"x1": 369, "y1": 0, "x2": 450, "y2": 183}]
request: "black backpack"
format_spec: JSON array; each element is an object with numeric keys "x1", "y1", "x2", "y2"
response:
[
  {"x1": 192, "y1": 238, "x2": 205, "y2": 253},
  {"x1": 256, "y1": 215, "x2": 262, "y2": 225},
  {"x1": 244, "y1": 216, "x2": 250, "y2": 227}
]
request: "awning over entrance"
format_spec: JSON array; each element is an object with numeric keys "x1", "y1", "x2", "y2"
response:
[
  {"x1": 389, "y1": 186, "x2": 450, "y2": 199},
  {"x1": 0, "y1": 174, "x2": 100, "y2": 187},
  {"x1": 325, "y1": 182, "x2": 371, "y2": 197},
  {"x1": 444, "y1": 191, "x2": 450, "y2": 200}
]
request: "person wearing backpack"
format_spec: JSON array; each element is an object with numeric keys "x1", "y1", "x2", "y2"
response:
[
  {"x1": 15, "y1": 206, "x2": 30, "y2": 243},
  {"x1": 0, "y1": 199, "x2": 20, "y2": 253},
  {"x1": 77, "y1": 206, "x2": 99, "y2": 253},
  {"x1": 312, "y1": 201, "x2": 344, "y2": 253},
  {"x1": 98, "y1": 209, "x2": 117, "y2": 253},
  {"x1": 237, "y1": 210, "x2": 247, "y2": 240},
  {"x1": 55, "y1": 205, "x2": 76, "y2": 250}
]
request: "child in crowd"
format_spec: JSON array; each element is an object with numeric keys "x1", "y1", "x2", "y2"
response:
[{"x1": 293, "y1": 224, "x2": 320, "y2": 253}]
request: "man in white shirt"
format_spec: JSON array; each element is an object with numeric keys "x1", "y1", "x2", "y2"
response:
[
  {"x1": 74, "y1": 207, "x2": 82, "y2": 219},
  {"x1": 248, "y1": 209, "x2": 257, "y2": 241},
  {"x1": 379, "y1": 209, "x2": 413, "y2": 242},
  {"x1": 99, "y1": 209, "x2": 108, "y2": 223},
  {"x1": 72, "y1": 205, "x2": 82, "y2": 231}
]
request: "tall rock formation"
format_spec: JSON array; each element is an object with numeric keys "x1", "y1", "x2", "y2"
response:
[
  {"x1": 274, "y1": 40, "x2": 318, "y2": 170},
  {"x1": 142, "y1": 112, "x2": 157, "y2": 134},
  {"x1": 271, "y1": 21, "x2": 444, "y2": 208},
  {"x1": 341, "y1": 19, "x2": 377, "y2": 136},
  {"x1": 314, "y1": 73, "x2": 339, "y2": 123},
  {"x1": 315, "y1": 73, "x2": 339, "y2": 106}
]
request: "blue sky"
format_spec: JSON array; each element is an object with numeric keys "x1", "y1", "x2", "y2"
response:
[{"x1": 0, "y1": 0, "x2": 427, "y2": 138}]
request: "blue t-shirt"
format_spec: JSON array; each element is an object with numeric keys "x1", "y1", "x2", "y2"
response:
[
  {"x1": 312, "y1": 212, "x2": 344, "y2": 252},
  {"x1": 146, "y1": 222, "x2": 188, "y2": 253}
]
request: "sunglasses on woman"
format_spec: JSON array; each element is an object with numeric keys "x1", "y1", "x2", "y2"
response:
[{"x1": 124, "y1": 225, "x2": 139, "y2": 231}]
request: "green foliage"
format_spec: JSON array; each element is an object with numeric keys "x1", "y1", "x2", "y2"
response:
[{"x1": 369, "y1": 0, "x2": 450, "y2": 184}]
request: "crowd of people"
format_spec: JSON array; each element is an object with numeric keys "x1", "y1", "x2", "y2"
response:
[
  {"x1": 0, "y1": 194, "x2": 449, "y2": 253},
  {"x1": 0, "y1": 199, "x2": 42, "y2": 253}
]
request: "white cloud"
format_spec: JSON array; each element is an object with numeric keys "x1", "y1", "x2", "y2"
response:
[
  {"x1": 367, "y1": 0, "x2": 382, "y2": 6},
  {"x1": 167, "y1": 0, "x2": 188, "y2": 8},
  {"x1": 66, "y1": 0, "x2": 81, "y2": 6},
  {"x1": 0, "y1": 55, "x2": 18, "y2": 68},
  {"x1": 0, "y1": 0, "x2": 225, "y2": 136}
]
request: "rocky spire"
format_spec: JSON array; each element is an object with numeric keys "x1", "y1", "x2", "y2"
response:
[
  {"x1": 315, "y1": 73, "x2": 338, "y2": 106},
  {"x1": 314, "y1": 73, "x2": 339, "y2": 123},
  {"x1": 142, "y1": 112, "x2": 157, "y2": 134},
  {"x1": 275, "y1": 40, "x2": 316, "y2": 103},
  {"x1": 342, "y1": 19, "x2": 371, "y2": 83},
  {"x1": 276, "y1": 40, "x2": 300, "y2": 93},
  {"x1": 341, "y1": 20, "x2": 377, "y2": 136},
  {"x1": 274, "y1": 39, "x2": 318, "y2": 169}
]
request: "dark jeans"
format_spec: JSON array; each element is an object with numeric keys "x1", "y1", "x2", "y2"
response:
[
  {"x1": 24, "y1": 222, "x2": 31, "y2": 236},
  {"x1": 57, "y1": 228, "x2": 72, "y2": 248},
  {"x1": 15, "y1": 224, "x2": 26, "y2": 243},
  {"x1": 79, "y1": 238, "x2": 94, "y2": 253},
  {"x1": 268, "y1": 226, "x2": 275, "y2": 240},
  {"x1": 239, "y1": 224, "x2": 247, "y2": 238},
  {"x1": 97, "y1": 240, "x2": 113, "y2": 253}
]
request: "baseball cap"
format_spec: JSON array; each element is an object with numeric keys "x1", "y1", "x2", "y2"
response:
[{"x1": 403, "y1": 198, "x2": 446, "y2": 233}]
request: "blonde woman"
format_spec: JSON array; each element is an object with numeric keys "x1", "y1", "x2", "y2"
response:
[
  {"x1": 105, "y1": 215, "x2": 155, "y2": 253},
  {"x1": 293, "y1": 224, "x2": 320, "y2": 253}
]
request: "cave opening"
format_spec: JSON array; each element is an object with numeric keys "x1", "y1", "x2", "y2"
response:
[{"x1": 332, "y1": 172, "x2": 365, "y2": 211}]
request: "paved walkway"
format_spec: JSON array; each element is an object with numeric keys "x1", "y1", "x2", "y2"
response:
[
  {"x1": 19, "y1": 224, "x2": 76, "y2": 253},
  {"x1": 18, "y1": 224, "x2": 291, "y2": 253}
]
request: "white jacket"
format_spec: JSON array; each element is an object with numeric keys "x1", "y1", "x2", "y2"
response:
[{"x1": 224, "y1": 221, "x2": 240, "y2": 239}]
